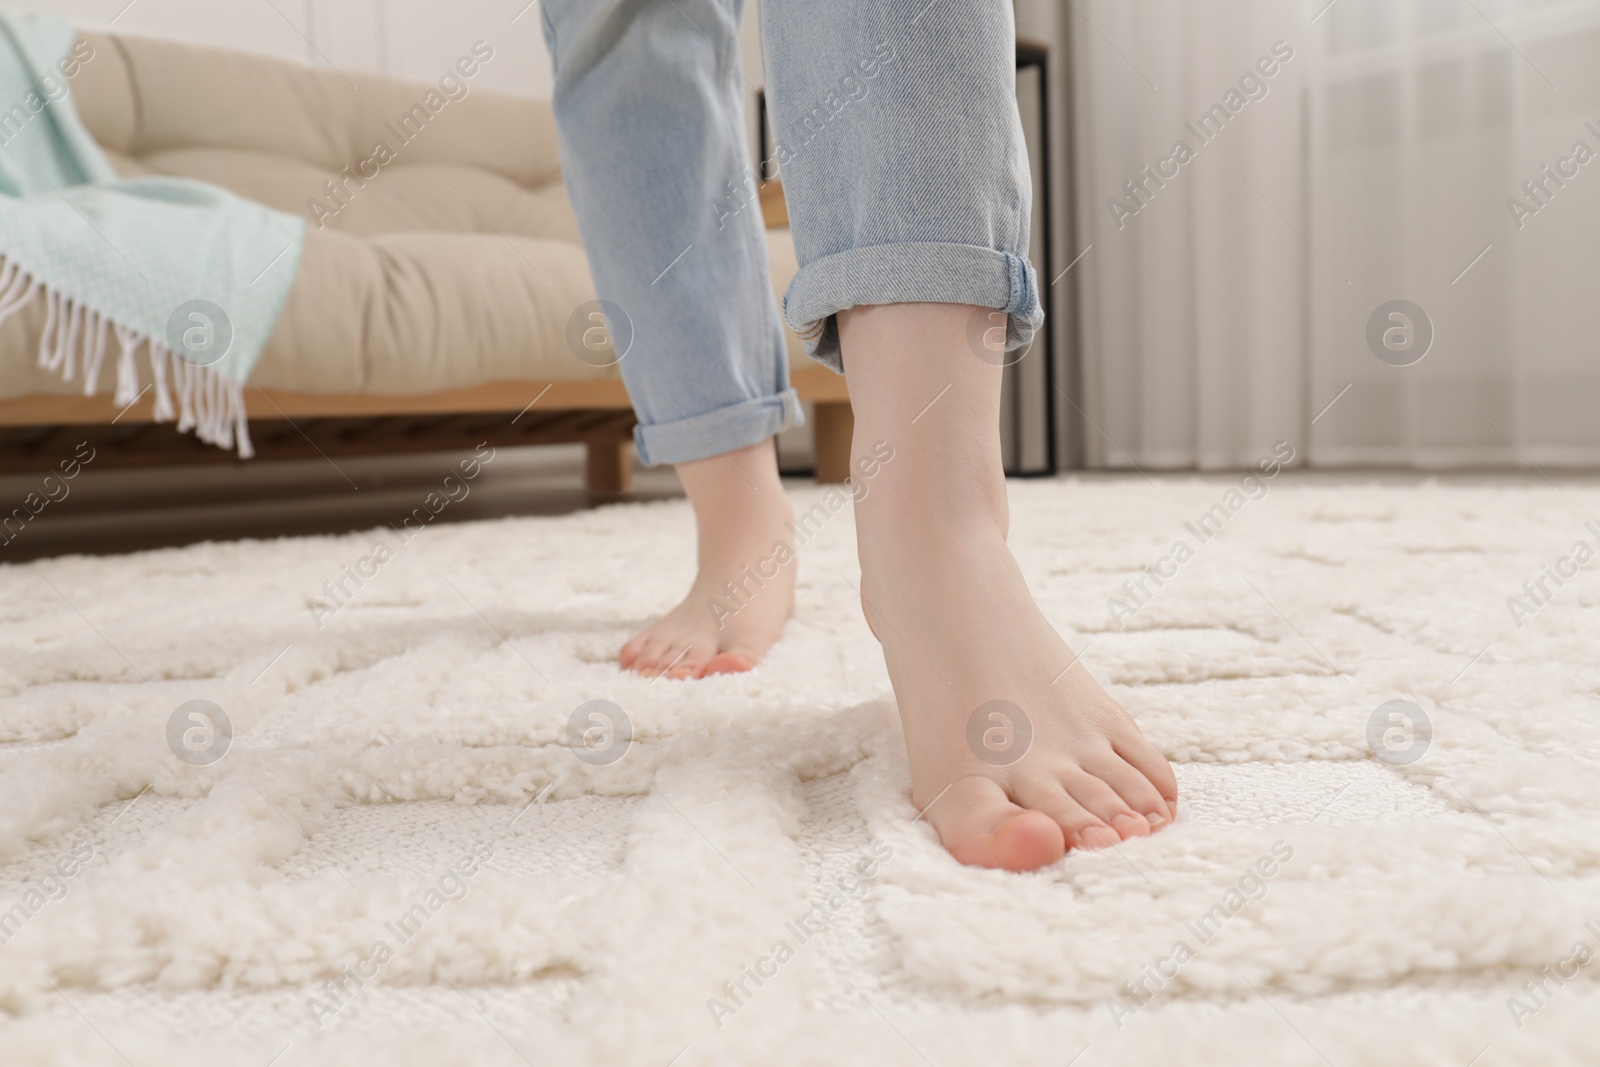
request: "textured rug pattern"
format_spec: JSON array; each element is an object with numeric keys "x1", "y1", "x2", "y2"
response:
[{"x1": 1, "y1": 477, "x2": 1598, "y2": 1065}]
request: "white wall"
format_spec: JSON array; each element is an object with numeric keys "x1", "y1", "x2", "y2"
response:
[
  {"x1": 5, "y1": 0, "x2": 773, "y2": 104},
  {"x1": 0, "y1": 0, "x2": 557, "y2": 97}
]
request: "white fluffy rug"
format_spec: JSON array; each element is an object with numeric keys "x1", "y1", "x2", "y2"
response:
[{"x1": 3, "y1": 476, "x2": 1598, "y2": 1066}]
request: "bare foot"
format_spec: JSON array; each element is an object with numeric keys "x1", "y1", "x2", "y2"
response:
[
  {"x1": 863, "y1": 521, "x2": 1177, "y2": 870},
  {"x1": 619, "y1": 440, "x2": 796, "y2": 678},
  {"x1": 841, "y1": 303, "x2": 1178, "y2": 871}
]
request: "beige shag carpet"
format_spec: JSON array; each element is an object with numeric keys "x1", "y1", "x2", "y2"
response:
[{"x1": 2, "y1": 476, "x2": 1598, "y2": 1066}]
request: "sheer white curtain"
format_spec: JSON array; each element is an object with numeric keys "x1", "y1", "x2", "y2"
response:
[{"x1": 1069, "y1": 0, "x2": 1600, "y2": 469}]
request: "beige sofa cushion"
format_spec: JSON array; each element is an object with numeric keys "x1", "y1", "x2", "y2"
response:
[{"x1": 1, "y1": 32, "x2": 803, "y2": 401}]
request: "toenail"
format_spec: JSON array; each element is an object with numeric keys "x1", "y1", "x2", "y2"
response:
[
  {"x1": 1111, "y1": 813, "x2": 1145, "y2": 831},
  {"x1": 1144, "y1": 811, "x2": 1167, "y2": 829}
]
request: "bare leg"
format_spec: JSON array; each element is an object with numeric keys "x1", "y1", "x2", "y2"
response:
[
  {"x1": 620, "y1": 440, "x2": 796, "y2": 678},
  {"x1": 842, "y1": 303, "x2": 1178, "y2": 871},
  {"x1": 539, "y1": 0, "x2": 800, "y2": 680}
]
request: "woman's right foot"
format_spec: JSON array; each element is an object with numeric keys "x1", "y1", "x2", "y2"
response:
[
  {"x1": 841, "y1": 302, "x2": 1177, "y2": 871},
  {"x1": 860, "y1": 512, "x2": 1177, "y2": 871}
]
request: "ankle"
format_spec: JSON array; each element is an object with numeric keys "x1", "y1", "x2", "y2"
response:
[
  {"x1": 853, "y1": 455, "x2": 1007, "y2": 545},
  {"x1": 855, "y1": 507, "x2": 1012, "y2": 621},
  {"x1": 674, "y1": 440, "x2": 793, "y2": 550}
]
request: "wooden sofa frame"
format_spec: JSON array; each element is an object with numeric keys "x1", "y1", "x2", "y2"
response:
[{"x1": 0, "y1": 362, "x2": 855, "y2": 489}]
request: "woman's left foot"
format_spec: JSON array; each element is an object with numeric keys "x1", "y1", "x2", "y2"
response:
[{"x1": 620, "y1": 440, "x2": 796, "y2": 678}]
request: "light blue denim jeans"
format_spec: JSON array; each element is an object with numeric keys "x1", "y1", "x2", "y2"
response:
[{"x1": 539, "y1": 0, "x2": 1041, "y2": 467}]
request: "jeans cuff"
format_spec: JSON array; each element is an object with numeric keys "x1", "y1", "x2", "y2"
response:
[
  {"x1": 780, "y1": 241, "x2": 1045, "y2": 372},
  {"x1": 632, "y1": 387, "x2": 804, "y2": 467}
]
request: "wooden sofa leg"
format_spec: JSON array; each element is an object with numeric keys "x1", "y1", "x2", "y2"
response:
[
  {"x1": 586, "y1": 439, "x2": 633, "y2": 493},
  {"x1": 812, "y1": 402, "x2": 854, "y2": 484}
]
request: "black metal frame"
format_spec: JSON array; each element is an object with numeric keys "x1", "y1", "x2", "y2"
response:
[{"x1": 1012, "y1": 37, "x2": 1056, "y2": 476}]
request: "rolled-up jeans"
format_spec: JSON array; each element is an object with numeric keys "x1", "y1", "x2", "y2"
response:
[{"x1": 538, "y1": 0, "x2": 1041, "y2": 467}]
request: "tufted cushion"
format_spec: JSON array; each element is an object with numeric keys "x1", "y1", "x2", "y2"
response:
[{"x1": 1, "y1": 31, "x2": 803, "y2": 400}]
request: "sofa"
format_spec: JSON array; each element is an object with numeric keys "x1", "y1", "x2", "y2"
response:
[{"x1": 0, "y1": 31, "x2": 853, "y2": 488}]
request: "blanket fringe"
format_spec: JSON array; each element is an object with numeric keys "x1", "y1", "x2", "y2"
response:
[
  {"x1": 84, "y1": 310, "x2": 110, "y2": 397},
  {"x1": 0, "y1": 259, "x2": 38, "y2": 317},
  {"x1": 0, "y1": 255, "x2": 254, "y2": 458}
]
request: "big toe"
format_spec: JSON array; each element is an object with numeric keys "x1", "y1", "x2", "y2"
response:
[
  {"x1": 964, "y1": 810, "x2": 1066, "y2": 871},
  {"x1": 924, "y1": 777, "x2": 1065, "y2": 872},
  {"x1": 619, "y1": 634, "x2": 647, "y2": 669},
  {"x1": 699, "y1": 651, "x2": 757, "y2": 677}
]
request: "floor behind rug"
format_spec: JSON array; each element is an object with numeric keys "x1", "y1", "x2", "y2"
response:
[{"x1": 2, "y1": 476, "x2": 1598, "y2": 1066}]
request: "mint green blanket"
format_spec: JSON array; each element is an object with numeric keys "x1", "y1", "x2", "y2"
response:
[{"x1": 0, "y1": 13, "x2": 304, "y2": 456}]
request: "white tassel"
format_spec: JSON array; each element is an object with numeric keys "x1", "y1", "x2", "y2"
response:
[
  {"x1": 83, "y1": 312, "x2": 111, "y2": 396},
  {"x1": 0, "y1": 274, "x2": 39, "y2": 326},
  {"x1": 37, "y1": 289, "x2": 59, "y2": 369},
  {"x1": 0, "y1": 258, "x2": 38, "y2": 323},
  {"x1": 59, "y1": 298, "x2": 84, "y2": 382},
  {"x1": 0, "y1": 259, "x2": 19, "y2": 311},
  {"x1": 149, "y1": 339, "x2": 175, "y2": 422},
  {"x1": 211, "y1": 372, "x2": 234, "y2": 451},
  {"x1": 15, "y1": 269, "x2": 256, "y2": 457},
  {"x1": 112, "y1": 321, "x2": 141, "y2": 407},
  {"x1": 232, "y1": 381, "x2": 254, "y2": 459},
  {"x1": 113, "y1": 326, "x2": 142, "y2": 409},
  {"x1": 0, "y1": 277, "x2": 39, "y2": 322},
  {"x1": 210, "y1": 371, "x2": 228, "y2": 447},
  {"x1": 196, "y1": 364, "x2": 213, "y2": 442},
  {"x1": 211, "y1": 372, "x2": 226, "y2": 446},
  {"x1": 202, "y1": 368, "x2": 213, "y2": 440},
  {"x1": 206, "y1": 369, "x2": 219, "y2": 443},
  {"x1": 194, "y1": 366, "x2": 210, "y2": 442},
  {"x1": 174, "y1": 352, "x2": 195, "y2": 433}
]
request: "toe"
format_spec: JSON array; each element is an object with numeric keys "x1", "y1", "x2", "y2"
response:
[
  {"x1": 699, "y1": 651, "x2": 757, "y2": 677},
  {"x1": 664, "y1": 638, "x2": 719, "y2": 680},
  {"x1": 655, "y1": 642, "x2": 699, "y2": 679},
  {"x1": 1079, "y1": 825, "x2": 1123, "y2": 848},
  {"x1": 1060, "y1": 765, "x2": 1151, "y2": 840},
  {"x1": 1114, "y1": 736, "x2": 1179, "y2": 813},
  {"x1": 699, "y1": 636, "x2": 770, "y2": 677},
  {"x1": 1084, "y1": 749, "x2": 1172, "y2": 832},
  {"x1": 919, "y1": 775, "x2": 1065, "y2": 872},
  {"x1": 1014, "y1": 778, "x2": 1118, "y2": 851},
  {"x1": 619, "y1": 632, "x2": 648, "y2": 669},
  {"x1": 984, "y1": 811, "x2": 1065, "y2": 870},
  {"x1": 632, "y1": 638, "x2": 673, "y2": 676}
]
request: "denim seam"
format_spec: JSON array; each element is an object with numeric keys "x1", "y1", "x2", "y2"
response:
[
  {"x1": 632, "y1": 387, "x2": 802, "y2": 467},
  {"x1": 781, "y1": 240, "x2": 1043, "y2": 370},
  {"x1": 726, "y1": 122, "x2": 783, "y2": 401}
]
